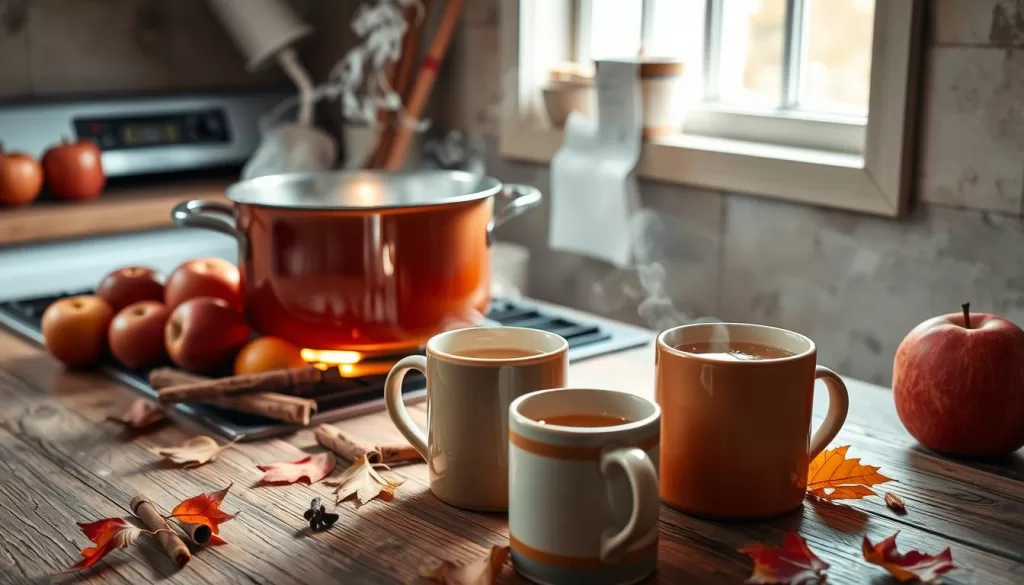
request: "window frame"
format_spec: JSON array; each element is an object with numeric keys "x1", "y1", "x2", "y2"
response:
[{"x1": 499, "y1": 0, "x2": 923, "y2": 217}]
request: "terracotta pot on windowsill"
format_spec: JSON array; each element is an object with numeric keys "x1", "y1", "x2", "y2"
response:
[
  {"x1": 637, "y1": 58, "x2": 687, "y2": 139},
  {"x1": 542, "y1": 63, "x2": 595, "y2": 128}
]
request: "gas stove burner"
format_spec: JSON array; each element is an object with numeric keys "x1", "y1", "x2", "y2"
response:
[{"x1": 0, "y1": 292, "x2": 651, "y2": 440}]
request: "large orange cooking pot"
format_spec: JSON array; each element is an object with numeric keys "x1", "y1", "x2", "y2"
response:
[{"x1": 171, "y1": 170, "x2": 541, "y2": 354}]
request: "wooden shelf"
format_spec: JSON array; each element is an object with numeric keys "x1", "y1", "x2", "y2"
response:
[{"x1": 0, "y1": 179, "x2": 231, "y2": 247}]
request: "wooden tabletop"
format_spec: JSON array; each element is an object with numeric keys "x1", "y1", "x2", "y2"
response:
[{"x1": 0, "y1": 323, "x2": 1022, "y2": 584}]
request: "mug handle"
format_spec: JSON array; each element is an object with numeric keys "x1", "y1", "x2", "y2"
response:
[
  {"x1": 384, "y1": 355, "x2": 429, "y2": 459},
  {"x1": 808, "y1": 366, "x2": 850, "y2": 459},
  {"x1": 171, "y1": 199, "x2": 249, "y2": 257},
  {"x1": 598, "y1": 447, "x2": 660, "y2": 564}
]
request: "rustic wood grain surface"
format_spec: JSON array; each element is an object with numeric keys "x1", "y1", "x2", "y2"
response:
[{"x1": 0, "y1": 325, "x2": 1022, "y2": 584}]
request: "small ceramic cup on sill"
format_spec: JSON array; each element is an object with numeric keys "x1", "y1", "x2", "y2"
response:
[
  {"x1": 508, "y1": 388, "x2": 661, "y2": 585},
  {"x1": 542, "y1": 63, "x2": 595, "y2": 128},
  {"x1": 638, "y1": 58, "x2": 686, "y2": 139}
]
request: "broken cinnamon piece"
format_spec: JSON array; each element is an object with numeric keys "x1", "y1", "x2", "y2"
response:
[
  {"x1": 149, "y1": 367, "x2": 208, "y2": 388},
  {"x1": 157, "y1": 366, "x2": 332, "y2": 403},
  {"x1": 314, "y1": 424, "x2": 423, "y2": 465},
  {"x1": 130, "y1": 494, "x2": 191, "y2": 567}
]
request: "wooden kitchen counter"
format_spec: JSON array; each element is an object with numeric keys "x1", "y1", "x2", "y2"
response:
[
  {"x1": 0, "y1": 321, "x2": 1022, "y2": 584},
  {"x1": 0, "y1": 178, "x2": 231, "y2": 246}
]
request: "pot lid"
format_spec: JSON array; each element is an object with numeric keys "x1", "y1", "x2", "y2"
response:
[{"x1": 225, "y1": 170, "x2": 503, "y2": 210}]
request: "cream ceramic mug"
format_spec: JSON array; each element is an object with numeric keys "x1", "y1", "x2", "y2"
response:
[
  {"x1": 509, "y1": 388, "x2": 661, "y2": 585},
  {"x1": 656, "y1": 323, "x2": 850, "y2": 519},
  {"x1": 384, "y1": 327, "x2": 568, "y2": 511}
]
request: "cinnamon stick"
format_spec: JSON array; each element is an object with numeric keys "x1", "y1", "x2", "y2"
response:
[
  {"x1": 383, "y1": 0, "x2": 466, "y2": 169},
  {"x1": 149, "y1": 368, "x2": 319, "y2": 425},
  {"x1": 130, "y1": 494, "x2": 190, "y2": 567},
  {"x1": 314, "y1": 423, "x2": 423, "y2": 465},
  {"x1": 203, "y1": 392, "x2": 317, "y2": 426},
  {"x1": 179, "y1": 521, "x2": 213, "y2": 545},
  {"x1": 156, "y1": 366, "x2": 333, "y2": 403}
]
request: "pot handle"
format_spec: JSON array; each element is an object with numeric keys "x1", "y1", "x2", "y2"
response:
[
  {"x1": 171, "y1": 199, "x2": 248, "y2": 257},
  {"x1": 488, "y1": 184, "x2": 542, "y2": 236}
]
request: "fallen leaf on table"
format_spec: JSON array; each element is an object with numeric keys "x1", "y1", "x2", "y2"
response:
[
  {"x1": 167, "y1": 484, "x2": 236, "y2": 534},
  {"x1": 885, "y1": 492, "x2": 907, "y2": 514},
  {"x1": 806, "y1": 445, "x2": 893, "y2": 500},
  {"x1": 59, "y1": 517, "x2": 154, "y2": 573},
  {"x1": 325, "y1": 455, "x2": 403, "y2": 506},
  {"x1": 739, "y1": 531, "x2": 829, "y2": 584},
  {"x1": 257, "y1": 453, "x2": 337, "y2": 485},
  {"x1": 108, "y1": 398, "x2": 165, "y2": 429},
  {"x1": 150, "y1": 435, "x2": 240, "y2": 468},
  {"x1": 862, "y1": 532, "x2": 956, "y2": 583},
  {"x1": 421, "y1": 545, "x2": 510, "y2": 584}
]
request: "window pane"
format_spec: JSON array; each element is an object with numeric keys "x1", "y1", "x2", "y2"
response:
[
  {"x1": 585, "y1": 0, "x2": 642, "y2": 60},
  {"x1": 647, "y1": 0, "x2": 706, "y2": 103},
  {"x1": 799, "y1": 0, "x2": 874, "y2": 116},
  {"x1": 717, "y1": 0, "x2": 786, "y2": 107}
]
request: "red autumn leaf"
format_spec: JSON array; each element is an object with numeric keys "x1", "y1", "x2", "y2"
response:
[
  {"x1": 61, "y1": 517, "x2": 147, "y2": 573},
  {"x1": 257, "y1": 453, "x2": 337, "y2": 485},
  {"x1": 421, "y1": 545, "x2": 510, "y2": 584},
  {"x1": 862, "y1": 532, "x2": 956, "y2": 583},
  {"x1": 168, "y1": 484, "x2": 235, "y2": 534},
  {"x1": 208, "y1": 535, "x2": 228, "y2": 546},
  {"x1": 739, "y1": 532, "x2": 829, "y2": 584},
  {"x1": 108, "y1": 398, "x2": 165, "y2": 429},
  {"x1": 806, "y1": 445, "x2": 893, "y2": 500}
]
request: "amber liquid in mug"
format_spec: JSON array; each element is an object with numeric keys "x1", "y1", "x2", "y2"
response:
[
  {"x1": 676, "y1": 341, "x2": 795, "y2": 361},
  {"x1": 456, "y1": 347, "x2": 546, "y2": 359},
  {"x1": 535, "y1": 414, "x2": 633, "y2": 427}
]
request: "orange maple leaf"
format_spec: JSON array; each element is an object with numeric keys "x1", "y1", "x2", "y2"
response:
[
  {"x1": 806, "y1": 445, "x2": 893, "y2": 500},
  {"x1": 257, "y1": 453, "x2": 337, "y2": 485},
  {"x1": 862, "y1": 532, "x2": 956, "y2": 583},
  {"x1": 167, "y1": 484, "x2": 235, "y2": 534},
  {"x1": 60, "y1": 517, "x2": 149, "y2": 573},
  {"x1": 421, "y1": 545, "x2": 510, "y2": 584}
]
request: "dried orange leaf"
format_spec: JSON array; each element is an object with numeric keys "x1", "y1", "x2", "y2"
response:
[
  {"x1": 806, "y1": 445, "x2": 893, "y2": 500},
  {"x1": 168, "y1": 484, "x2": 235, "y2": 534},
  {"x1": 862, "y1": 532, "x2": 956, "y2": 582},
  {"x1": 421, "y1": 545, "x2": 510, "y2": 584},
  {"x1": 59, "y1": 518, "x2": 148, "y2": 573},
  {"x1": 325, "y1": 455, "x2": 404, "y2": 506},
  {"x1": 150, "y1": 435, "x2": 239, "y2": 468},
  {"x1": 739, "y1": 532, "x2": 829, "y2": 584},
  {"x1": 108, "y1": 399, "x2": 165, "y2": 429},
  {"x1": 257, "y1": 453, "x2": 337, "y2": 485},
  {"x1": 885, "y1": 492, "x2": 907, "y2": 514}
]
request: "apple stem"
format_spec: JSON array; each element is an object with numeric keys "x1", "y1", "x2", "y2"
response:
[{"x1": 962, "y1": 302, "x2": 971, "y2": 329}]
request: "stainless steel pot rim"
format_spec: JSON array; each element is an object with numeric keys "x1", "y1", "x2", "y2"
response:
[{"x1": 224, "y1": 169, "x2": 504, "y2": 211}]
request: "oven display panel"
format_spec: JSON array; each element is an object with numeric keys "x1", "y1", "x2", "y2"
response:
[{"x1": 74, "y1": 109, "x2": 231, "y2": 151}]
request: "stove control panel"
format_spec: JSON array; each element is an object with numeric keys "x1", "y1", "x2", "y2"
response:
[
  {"x1": 74, "y1": 109, "x2": 231, "y2": 151},
  {"x1": 0, "y1": 92, "x2": 287, "y2": 177}
]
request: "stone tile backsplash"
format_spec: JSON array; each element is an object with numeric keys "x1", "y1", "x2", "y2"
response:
[{"x1": 485, "y1": 0, "x2": 1024, "y2": 385}]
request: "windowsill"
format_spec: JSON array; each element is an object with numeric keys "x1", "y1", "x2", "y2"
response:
[{"x1": 499, "y1": 120, "x2": 896, "y2": 215}]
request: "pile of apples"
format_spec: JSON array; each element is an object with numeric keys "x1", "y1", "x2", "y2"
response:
[
  {"x1": 0, "y1": 138, "x2": 106, "y2": 207},
  {"x1": 41, "y1": 258, "x2": 306, "y2": 376}
]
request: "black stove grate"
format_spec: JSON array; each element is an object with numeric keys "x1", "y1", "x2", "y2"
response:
[{"x1": 0, "y1": 291, "x2": 650, "y2": 440}]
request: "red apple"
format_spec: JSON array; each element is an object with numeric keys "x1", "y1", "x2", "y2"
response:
[
  {"x1": 96, "y1": 266, "x2": 165, "y2": 312},
  {"x1": 41, "y1": 295, "x2": 114, "y2": 367},
  {"x1": 165, "y1": 297, "x2": 251, "y2": 373},
  {"x1": 0, "y1": 146, "x2": 43, "y2": 207},
  {"x1": 42, "y1": 138, "x2": 105, "y2": 200},
  {"x1": 165, "y1": 257, "x2": 242, "y2": 312},
  {"x1": 109, "y1": 301, "x2": 170, "y2": 369},
  {"x1": 893, "y1": 303, "x2": 1024, "y2": 456}
]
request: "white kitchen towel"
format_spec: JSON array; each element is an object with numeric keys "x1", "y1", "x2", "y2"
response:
[{"x1": 549, "y1": 59, "x2": 643, "y2": 268}]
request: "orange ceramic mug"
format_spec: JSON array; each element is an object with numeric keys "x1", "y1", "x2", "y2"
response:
[{"x1": 655, "y1": 323, "x2": 849, "y2": 519}]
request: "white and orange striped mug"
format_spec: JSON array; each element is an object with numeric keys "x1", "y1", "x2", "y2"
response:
[{"x1": 508, "y1": 388, "x2": 661, "y2": 585}]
